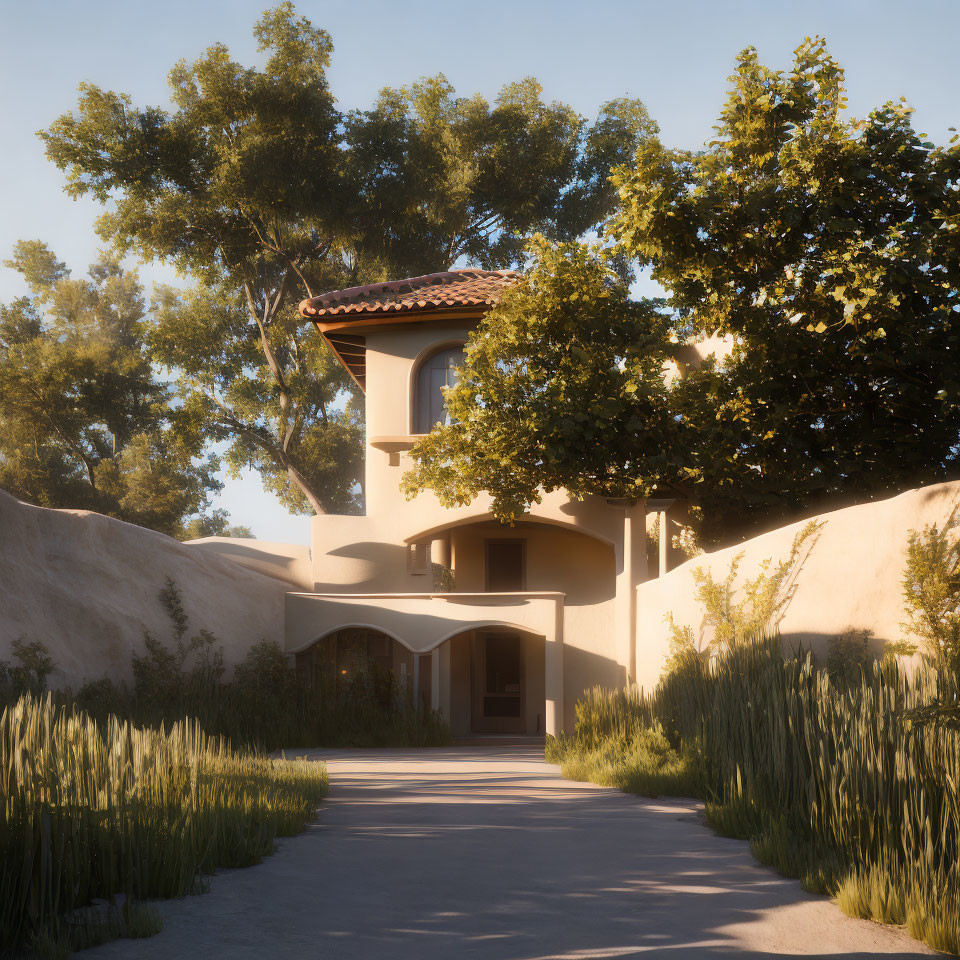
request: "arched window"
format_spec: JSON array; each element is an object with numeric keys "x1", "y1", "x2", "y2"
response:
[{"x1": 413, "y1": 345, "x2": 465, "y2": 434}]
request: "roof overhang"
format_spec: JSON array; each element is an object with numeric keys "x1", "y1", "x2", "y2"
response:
[{"x1": 307, "y1": 307, "x2": 486, "y2": 394}]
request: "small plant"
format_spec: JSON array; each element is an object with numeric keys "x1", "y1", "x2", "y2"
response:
[
  {"x1": 663, "y1": 520, "x2": 822, "y2": 665},
  {"x1": 902, "y1": 505, "x2": 960, "y2": 675},
  {"x1": 826, "y1": 628, "x2": 873, "y2": 684},
  {"x1": 132, "y1": 578, "x2": 224, "y2": 717},
  {"x1": 880, "y1": 639, "x2": 917, "y2": 667},
  {"x1": 662, "y1": 613, "x2": 702, "y2": 675},
  {"x1": 433, "y1": 564, "x2": 456, "y2": 592}
]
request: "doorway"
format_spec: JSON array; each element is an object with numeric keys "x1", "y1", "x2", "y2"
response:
[
  {"x1": 470, "y1": 631, "x2": 526, "y2": 734},
  {"x1": 485, "y1": 539, "x2": 525, "y2": 592}
]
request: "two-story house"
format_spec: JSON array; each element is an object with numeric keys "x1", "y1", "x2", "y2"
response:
[{"x1": 287, "y1": 269, "x2": 675, "y2": 737}]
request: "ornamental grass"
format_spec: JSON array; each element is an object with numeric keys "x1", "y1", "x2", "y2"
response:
[
  {"x1": 551, "y1": 637, "x2": 960, "y2": 955},
  {"x1": 0, "y1": 693, "x2": 328, "y2": 954}
]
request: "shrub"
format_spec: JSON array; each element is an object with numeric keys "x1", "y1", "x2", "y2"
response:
[
  {"x1": 902, "y1": 505, "x2": 960, "y2": 675},
  {"x1": 71, "y1": 581, "x2": 452, "y2": 751},
  {"x1": 663, "y1": 521, "x2": 822, "y2": 669},
  {"x1": 826, "y1": 628, "x2": 873, "y2": 684},
  {"x1": 0, "y1": 638, "x2": 55, "y2": 697}
]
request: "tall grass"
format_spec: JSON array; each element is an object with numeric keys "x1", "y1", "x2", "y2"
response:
[
  {"x1": 553, "y1": 638, "x2": 960, "y2": 955},
  {"x1": 74, "y1": 658, "x2": 451, "y2": 754},
  {"x1": 1, "y1": 693, "x2": 329, "y2": 955}
]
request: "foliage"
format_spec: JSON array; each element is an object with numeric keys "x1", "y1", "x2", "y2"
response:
[
  {"x1": 901, "y1": 505, "x2": 960, "y2": 675},
  {"x1": 149, "y1": 280, "x2": 364, "y2": 516},
  {"x1": 610, "y1": 38, "x2": 960, "y2": 543},
  {"x1": 0, "y1": 639, "x2": 55, "y2": 698},
  {"x1": 403, "y1": 237, "x2": 684, "y2": 519},
  {"x1": 664, "y1": 520, "x2": 821, "y2": 668},
  {"x1": 558, "y1": 636, "x2": 960, "y2": 954},
  {"x1": 404, "y1": 40, "x2": 960, "y2": 545},
  {"x1": 342, "y1": 75, "x2": 656, "y2": 274},
  {"x1": 131, "y1": 578, "x2": 224, "y2": 714},
  {"x1": 0, "y1": 693, "x2": 328, "y2": 954},
  {"x1": 880, "y1": 640, "x2": 918, "y2": 667},
  {"x1": 178, "y1": 508, "x2": 254, "y2": 540},
  {"x1": 69, "y1": 580, "x2": 451, "y2": 751},
  {"x1": 826, "y1": 628, "x2": 874, "y2": 684},
  {"x1": 41, "y1": 3, "x2": 654, "y2": 515},
  {"x1": 0, "y1": 242, "x2": 220, "y2": 534},
  {"x1": 547, "y1": 724, "x2": 703, "y2": 799}
]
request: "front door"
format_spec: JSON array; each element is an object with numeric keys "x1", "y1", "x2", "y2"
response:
[{"x1": 470, "y1": 632, "x2": 525, "y2": 734}]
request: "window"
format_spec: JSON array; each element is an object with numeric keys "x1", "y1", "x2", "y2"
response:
[
  {"x1": 295, "y1": 629, "x2": 395, "y2": 685},
  {"x1": 485, "y1": 539, "x2": 526, "y2": 592},
  {"x1": 407, "y1": 541, "x2": 431, "y2": 576},
  {"x1": 414, "y1": 346, "x2": 465, "y2": 434}
]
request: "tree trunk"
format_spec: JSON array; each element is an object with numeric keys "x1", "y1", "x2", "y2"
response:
[{"x1": 284, "y1": 457, "x2": 327, "y2": 516}]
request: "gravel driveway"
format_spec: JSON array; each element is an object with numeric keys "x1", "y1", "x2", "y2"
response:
[{"x1": 86, "y1": 746, "x2": 936, "y2": 959}]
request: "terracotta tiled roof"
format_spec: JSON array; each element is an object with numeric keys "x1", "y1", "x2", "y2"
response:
[{"x1": 298, "y1": 268, "x2": 521, "y2": 319}]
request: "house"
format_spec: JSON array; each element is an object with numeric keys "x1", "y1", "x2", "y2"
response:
[{"x1": 286, "y1": 268, "x2": 681, "y2": 738}]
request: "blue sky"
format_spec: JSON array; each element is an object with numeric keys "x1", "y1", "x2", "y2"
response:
[{"x1": 2, "y1": 0, "x2": 958, "y2": 544}]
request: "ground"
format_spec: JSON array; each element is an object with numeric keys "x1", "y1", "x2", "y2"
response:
[{"x1": 87, "y1": 746, "x2": 935, "y2": 959}]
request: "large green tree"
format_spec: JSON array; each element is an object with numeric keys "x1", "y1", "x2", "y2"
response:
[
  {"x1": 407, "y1": 39, "x2": 960, "y2": 546},
  {"x1": 343, "y1": 76, "x2": 656, "y2": 274},
  {"x1": 0, "y1": 242, "x2": 219, "y2": 535},
  {"x1": 402, "y1": 238, "x2": 684, "y2": 519},
  {"x1": 41, "y1": 3, "x2": 655, "y2": 515},
  {"x1": 611, "y1": 38, "x2": 960, "y2": 541}
]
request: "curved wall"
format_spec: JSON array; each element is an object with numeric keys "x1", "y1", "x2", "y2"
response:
[{"x1": 635, "y1": 480, "x2": 960, "y2": 691}]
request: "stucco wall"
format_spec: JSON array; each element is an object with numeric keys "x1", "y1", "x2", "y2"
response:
[
  {"x1": 186, "y1": 537, "x2": 313, "y2": 589},
  {"x1": 635, "y1": 480, "x2": 960, "y2": 691},
  {"x1": 0, "y1": 490, "x2": 289, "y2": 688}
]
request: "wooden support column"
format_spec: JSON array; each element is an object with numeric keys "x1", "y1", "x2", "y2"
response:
[
  {"x1": 412, "y1": 652, "x2": 420, "y2": 708},
  {"x1": 439, "y1": 640, "x2": 451, "y2": 721},
  {"x1": 431, "y1": 647, "x2": 441, "y2": 712}
]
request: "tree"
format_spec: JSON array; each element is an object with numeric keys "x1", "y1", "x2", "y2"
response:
[
  {"x1": 0, "y1": 241, "x2": 220, "y2": 535},
  {"x1": 402, "y1": 238, "x2": 684, "y2": 519},
  {"x1": 406, "y1": 40, "x2": 960, "y2": 546},
  {"x1": 343, "y1": 76, "x2": 656, "y2": 274},
  {"x1": 41, "y1": 3, "x2": 655, "y2": 515},
  {"x1": 610, "y1": 38, "x2": 960, "y2": 542},
  {"x1": 150, "y1": 281, "x2": 363, "y2": 515},
  {"x1": 179, "y1": 509, "x2": 254, "y2": 540}
]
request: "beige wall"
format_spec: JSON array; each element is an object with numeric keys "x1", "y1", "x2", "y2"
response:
[
  {"x1": 0, "y1": 489, "x2": 289, "y2": 687},
  {"x1": 186, "y1": 537, "x2": 313, "y2": 589},
  {"x1": 635, "y1": 480, "x2": 960, "y2": 691}
]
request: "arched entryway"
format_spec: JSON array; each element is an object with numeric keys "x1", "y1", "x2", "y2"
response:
[
  {"x1": 295, "y1": 627, "x2": 425, "y2": 705},
  {"x1": 443, "y1": 626, "x2": 546, "y2": 737}
]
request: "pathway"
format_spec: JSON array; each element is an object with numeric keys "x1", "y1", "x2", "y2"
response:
[{"x1": 88, "y1": 746, "x2": 936, "y2": 959}]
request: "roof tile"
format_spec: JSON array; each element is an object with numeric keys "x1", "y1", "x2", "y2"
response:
[{"x1": 299, "y1": 268, "x2": 521, "y2": 319}]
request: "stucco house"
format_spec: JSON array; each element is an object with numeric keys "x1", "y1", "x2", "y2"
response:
[{"x1": 286, "y1": 269, "x2": 680, "y2": 738}]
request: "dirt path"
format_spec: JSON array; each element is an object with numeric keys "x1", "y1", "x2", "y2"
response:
[{"x1": 87, "y1": 746, "x2": 935, "y2": 959}]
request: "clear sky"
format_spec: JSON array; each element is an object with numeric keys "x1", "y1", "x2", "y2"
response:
[{"x1": 2, "y1": 0, "x2": 958, "y2": 544}]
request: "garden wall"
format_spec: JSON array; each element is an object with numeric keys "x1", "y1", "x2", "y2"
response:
[
  {"x1": 0, "y1": 489, "x2": 290, "y2": 687},
  {"x1": 635, "y1": 480, "x2": 960, "y2": 691}
]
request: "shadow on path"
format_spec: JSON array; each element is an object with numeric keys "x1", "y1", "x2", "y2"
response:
[{"x1": 87, "y1": 746, "x2": 935, "y2": 960}]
